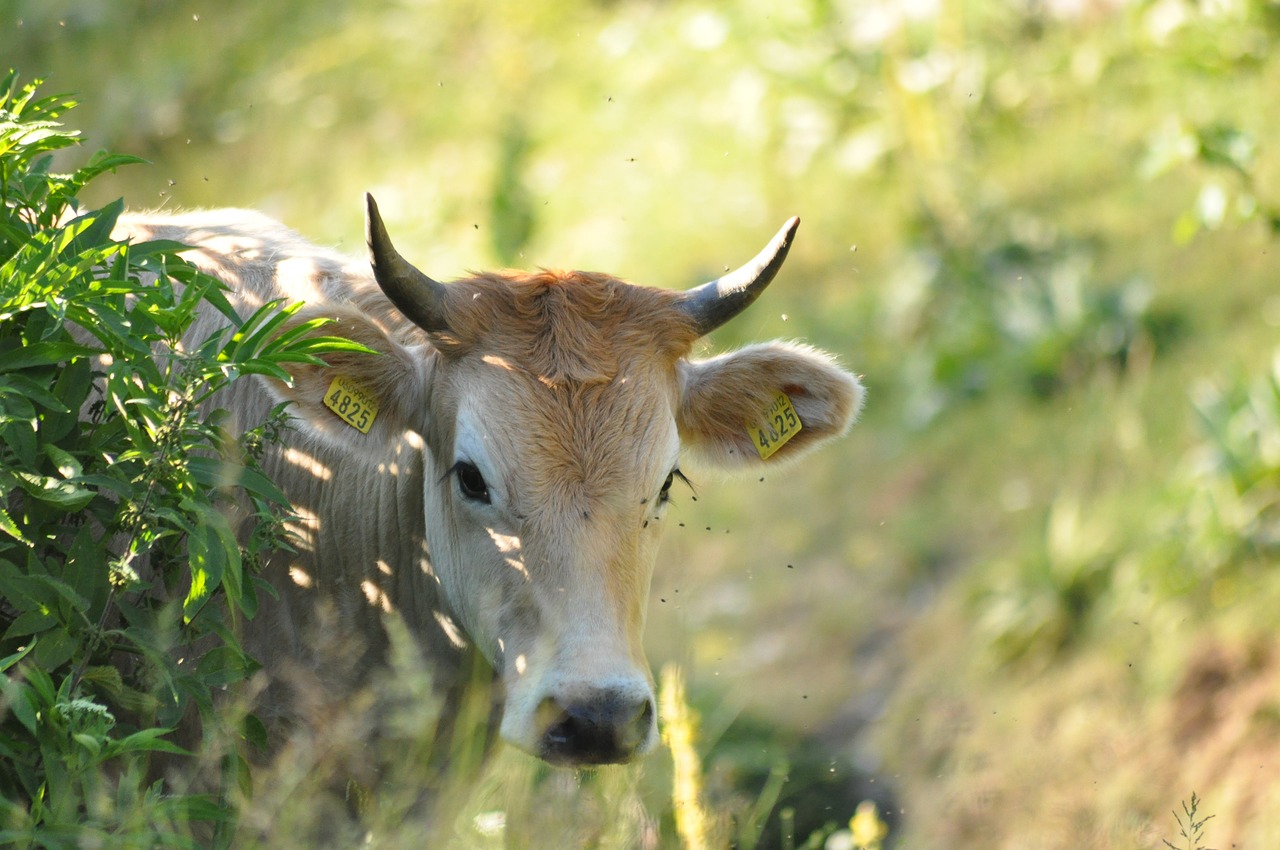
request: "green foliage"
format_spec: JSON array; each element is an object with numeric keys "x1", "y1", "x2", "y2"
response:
[
  {"x1": 0, "y1": 73, "x2": 359, "y2": 846},
  {"x1": 1180, "y1": 353, "x2": 1280, "y2": 575},
  {"x1": 1145, "y1": 119, "x2": 1280, "y2": 243},
  {"x1": 888, "y1": 213, "x2": 1164, "y2": 426},
  {"x1": 969, "y1": 351, "x2": 1280, "y2": 669}
]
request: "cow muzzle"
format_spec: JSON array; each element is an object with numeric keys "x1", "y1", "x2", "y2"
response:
[{"x1": 535, "y1": 686, "x2": 656, "y2": 765}]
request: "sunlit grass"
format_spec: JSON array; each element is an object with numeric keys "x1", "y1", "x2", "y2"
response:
[
  {"x1": 210, "y1": 653, "x2": 886, "y2": 849},
  {"x1": 660, "y1": 664, "x2": 712, "y2": 850}
]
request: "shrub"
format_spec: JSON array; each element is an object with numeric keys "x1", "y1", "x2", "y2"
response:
[{"x1": 0, "y1": 72, "x2": 359, "y2": 847}]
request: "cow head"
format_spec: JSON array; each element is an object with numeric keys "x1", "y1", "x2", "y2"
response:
[{"x1": 280, "y1": 195, "x2": 863, "y2": 766}]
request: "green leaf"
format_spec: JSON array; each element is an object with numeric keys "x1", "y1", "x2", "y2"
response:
[
  {"x1": 284, "y1": 334, "x2": 380, "y2": 357},
  {"x1": 242, "y1": 712, "x2": 269, "y2": 752},
  {"x1": 31, "y1": 626, "x2": 76, "y2": 669},
  {"x1": 0, "y1": 372, "x2": 71, "y2": 413},
  {"x1": 111, "y1": 683, "x2": 161, "y2": 716},
  {"x1": 0, "y1": 423, "x2": 37, "y2": 469},
  {"x1": 189, "y1": 455, "x2": 279, "y2": 497},
  {"x1": 64, "y1": 524, "x2": 108, "y2": 614},
  {"x1": 104, "y1": 726, "x2": 191, "y2": 758},
  {"x1": 13, "y1": 471, "x2": 94, "y2": 511},
  {"x1": 236, "y1": 464, "x2": 291, "y2": 507},
  {"x1": 75, "y1": 473, "x2": 132, "y2": 500},
  {"x1": 73, "y1": 151, "x2": 147, "y2": 185},
  {"x1": 72, "y1": 731, "x2": 103, "y2": 756},
  {"x1": 160, "y1": 792, "x2": 234, "y2": 825},
  {"x1": 196, "y1": 645, "x2": 256, "y2": 687},
  {"x1": 0, "y1": 503, "x2": 32, "y2": 545},
  {"x1": 230, "y1": 359, "x2": 294, "y2": 382},
  {"x1": 42, "y1": 443, "x2": 83, "y2": 479},
  {"x1": 0, "y1": 341, "x2": 96, "y2": 372},
  {"x1": 0, "y1": 640, "x2": 36, "y2": 674},
  {"x1": 35, "y1": 578, "x2": 90, "y2": 621},
  {"x1": 183, "y1": 523, "x2": 223, "y2": 623},
  {"x1": 3, "y1": 608, "x2": 56, "y2": 638},
  {"x1": 221, "y1": 300, "x2": 301, "y2": 363},
  {"x1": 1, "y1": 677, "x2": 39, "y2": 735},
  {"x1": 62, "y1": 197, "x2": 124, "y2": 254}
]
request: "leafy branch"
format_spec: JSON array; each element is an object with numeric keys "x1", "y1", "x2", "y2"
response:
[{"x1": 0, "y1": 71, "x2": 364, "y2": 846}]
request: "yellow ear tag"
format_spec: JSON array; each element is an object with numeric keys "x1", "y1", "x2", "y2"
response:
[
  {"x1": 323, "y1": 375, "x2": 379, "y2": 434},
  {"x1": 747, "y1": 391, "x2": 802, "y2": 460}
]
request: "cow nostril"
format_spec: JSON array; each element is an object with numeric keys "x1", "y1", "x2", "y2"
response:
[
  {"x1": 544, "y1": 710, "x2": 578, "y2": 749},
  {"x1": 538, "y1": 691, "x2": 654, "y2": 766},
  {"x1": 612, "y1": 696, "x2": 652, "y2": 754},
  {"x1": 632, "y1": 698, "x2": 654, "y2": 737}
]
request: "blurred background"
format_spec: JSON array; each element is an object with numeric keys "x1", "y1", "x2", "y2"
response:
[{"x1": 6, "y1": 0, "x2": 1279, "y2": 846}]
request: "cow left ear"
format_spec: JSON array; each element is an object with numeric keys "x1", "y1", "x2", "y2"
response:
[
  {"x1": 257, "y1": 304, "x2": 431, "y2": 454},
  {"x1": 676, "y1": 342, "x2": 864, "y2": 470}
]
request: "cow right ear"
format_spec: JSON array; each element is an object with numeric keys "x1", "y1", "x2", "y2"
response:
[
  {"x1": 676, "y1": 341, "x2": 863, "y2": 472},
  {"x1": 256, "y1": 304, "x2": 430, "y2": 453}
]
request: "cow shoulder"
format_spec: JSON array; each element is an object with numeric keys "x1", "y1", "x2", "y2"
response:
[{"x1": 677, "y1": 341, "x2": 863, "y2": 469}]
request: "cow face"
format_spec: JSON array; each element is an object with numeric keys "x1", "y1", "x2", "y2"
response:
[
  {"x1": 423, "y1": 327, "x2": 684, "y2": 764},
  {"x1": 277, "y1": 196, "x2": 863, "y2": 766}
]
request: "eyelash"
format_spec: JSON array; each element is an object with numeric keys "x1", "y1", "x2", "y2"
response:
[{"x1": 659, "y1": 469, "x2": 693, "y2": 504}]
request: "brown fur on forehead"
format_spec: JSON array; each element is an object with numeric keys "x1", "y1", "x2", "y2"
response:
[
  {"x1": 516, "y1": 375, "x2": 678, "y2": 519},
  {"x1": 432, "y1": 270, "x2": 700, "y2": 383}
]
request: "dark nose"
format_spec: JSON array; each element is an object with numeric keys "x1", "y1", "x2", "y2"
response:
[{"x1": 537, "y1": 690, "x2": 655, "y2": 765}]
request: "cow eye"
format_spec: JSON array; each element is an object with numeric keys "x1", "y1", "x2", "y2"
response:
[{"x1": 454, "y1": 461, "x2": 491, "y2": 504}]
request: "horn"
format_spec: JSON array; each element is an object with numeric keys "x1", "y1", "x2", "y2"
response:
[
  {"x1": 365, "y1": 193, "x2": 451, "y2": 333},
  {"x1": 678, "y1": 217, "x2": 800, "y2": 337}
]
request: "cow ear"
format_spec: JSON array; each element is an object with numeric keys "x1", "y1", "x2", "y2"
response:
[
  {"x1": 676, "y1": 342, "x2": 864, "y2": 470},
  {"x1": 258, "y1": 305, "x2": 430, "y2": 453}
]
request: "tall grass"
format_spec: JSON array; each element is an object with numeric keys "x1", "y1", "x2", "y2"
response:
[{"x1": 660, "y1": 665, "x2": 712, "y2": 850}]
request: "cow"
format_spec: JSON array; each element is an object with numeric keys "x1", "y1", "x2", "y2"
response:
[{"x1": 113, "y1": 195, "x2": 863, "y2": 781}]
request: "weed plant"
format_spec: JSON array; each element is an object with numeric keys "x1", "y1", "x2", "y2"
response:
[
  {"x1": 1162, "y1": 792, "x2": 1215, "y2": 850},
  {"x1": 0, "y1": 72, "x2": 361, "y2": 846}
]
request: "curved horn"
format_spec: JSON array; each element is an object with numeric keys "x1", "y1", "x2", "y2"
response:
[
  {"x1": 365, "y1": 193, "x2": 451, "y2": 333},
  {"x1": 678, "y1": 217, "x2": 800, "y2": 337}
]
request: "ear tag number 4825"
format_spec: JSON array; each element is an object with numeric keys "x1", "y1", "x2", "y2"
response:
[
  {"x1": 324, "y1": 375, "x2": 379, "y2": 434},
  {"x1": 748, "y1": 392, "x2": 802, "y2": 460}
]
